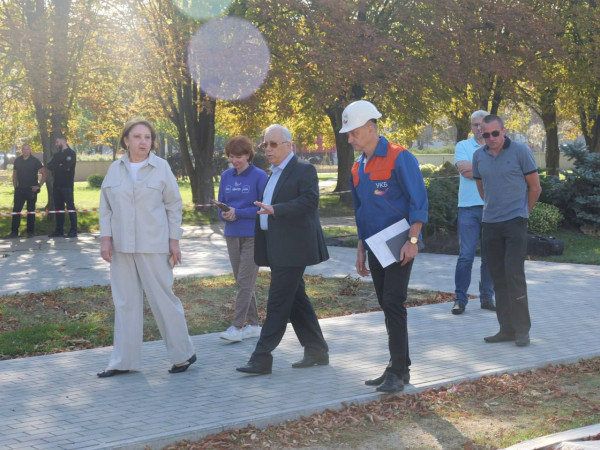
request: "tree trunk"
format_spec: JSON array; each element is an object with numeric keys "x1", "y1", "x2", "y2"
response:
[
  {"x1": 170, "y1": 78, "x2": 216, "y2": 208},
  {"x1": 455, "y1": 115, "x2": 470, "y2": 142},
  {"x1": 590, "y1": 113, "x2": 600, "y2": 153},
  {"x1": 325, "y1": 105, "x2": 353, "y2": 204},
  {"x1": 540, "y1": 88, "x2": 560, "y2": 176}
]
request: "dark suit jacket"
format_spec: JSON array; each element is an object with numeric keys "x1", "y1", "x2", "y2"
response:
[{"x1": 254, "y1": 155, "x2": 329, "y2": 268}]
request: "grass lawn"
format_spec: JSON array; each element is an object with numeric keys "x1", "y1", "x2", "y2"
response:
[{"x1": 0, "y1": 273, "x2": 449, "y2": 359}]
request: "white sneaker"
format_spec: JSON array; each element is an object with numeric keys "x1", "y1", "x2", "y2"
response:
[
  {"x1": 241, "y1": 324, "x2": 261, "y2": 339},
  {"x1": 220, "y1": 326, "x2": 242, "y2": 342}
]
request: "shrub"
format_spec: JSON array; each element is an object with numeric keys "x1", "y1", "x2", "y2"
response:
[
  {"x1": 546, "y1": 142, "x2": 600, "y2": 233},
  {"x1": 87, "y1": 174, "x2": 104, "y2": 189},
  {"x1": 528, "y1": 202, "x2": 562, "y2": 235},
  {"x1": 422, "y1": 161, "x2": 459, "y2": 237},
  {"x1": 253, "y1": 152, "x2": 269, "y2": 171},
  {"x1": 419, "y1": 163, "x2": 437, "y2": 179}
]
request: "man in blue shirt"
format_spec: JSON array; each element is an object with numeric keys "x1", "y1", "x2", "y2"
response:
[
  {"x1": 452, "y1": 110, "x2": 495, "y2": 315},
  {"x1": 473, "y1": 115, "x2": 541, "y2": 347},
  {"x1": 341, "y1": 100, "x2": 428, "y2": 393}
]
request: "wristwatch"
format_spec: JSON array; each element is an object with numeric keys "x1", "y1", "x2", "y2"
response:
[{"x1": 409, "y1": 236, "x2": 419, "y2": 245}]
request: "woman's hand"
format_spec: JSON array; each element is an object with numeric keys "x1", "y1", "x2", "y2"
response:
[
  {"x1": 222, "y1": 207, "x2": 237, "y2": 221},
  {"x1": 100, "y1": 237, "x2": 113, "y2": 263},
  {"x1": 169, "y1": 239, "x2": 182, "y2": 266}
]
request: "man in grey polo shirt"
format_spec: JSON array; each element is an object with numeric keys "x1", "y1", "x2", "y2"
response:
[{"x1": 472, "y1": 114, "x2": 541, "y2": 347}]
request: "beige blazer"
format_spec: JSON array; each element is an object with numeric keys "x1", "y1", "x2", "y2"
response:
[{"x1": 99, "y1": 153, "x2": 183, "y2": 253}]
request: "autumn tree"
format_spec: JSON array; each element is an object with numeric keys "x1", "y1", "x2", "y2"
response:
[
  {"x1": 239, "y1": 0, "x2": 442, "y2": 197},
  {"x1": 129, "y1": 0, "x2": 216, "y2": 205},
  {"x1": 0, "y1": 0, "x2": 105, "y2": 206}
]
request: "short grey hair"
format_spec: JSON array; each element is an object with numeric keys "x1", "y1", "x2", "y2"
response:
[
  {"x1": 471, "y1": 110, "x2": 489, "y2": 121},
  {"x1": 264, "y1": 124, "x2": 292, "y2": 143}
]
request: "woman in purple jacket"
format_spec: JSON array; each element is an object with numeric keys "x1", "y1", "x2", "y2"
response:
[{"x1": 218, "y1": 136, "x2": 268, "y2": 342}]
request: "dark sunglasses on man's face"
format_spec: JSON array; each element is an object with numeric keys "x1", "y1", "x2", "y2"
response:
[{"x1": 482, "y1": 130, "x2": 501, "y2": 139}]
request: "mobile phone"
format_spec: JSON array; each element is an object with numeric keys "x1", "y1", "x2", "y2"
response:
[
  {"x1": 168, "y1": 254, "x2": 176, "y2": 268},
  {"x1": 211, "y1": 199, "x2": 230, "y2": 212}
]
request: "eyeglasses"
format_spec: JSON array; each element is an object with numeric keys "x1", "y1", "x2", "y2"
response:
[
  {"x1": 482, "y1": 130, "x2": 501, "y2": 139},
  {"x1": 260, "y1": 140, "x2": 289, "y2": 149}
]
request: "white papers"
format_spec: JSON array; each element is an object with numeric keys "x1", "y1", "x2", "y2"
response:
[{"x1": 365, "y1": 218, "x2": 410, "y2": 268}]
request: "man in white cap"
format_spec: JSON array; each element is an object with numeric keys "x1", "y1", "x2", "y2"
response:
[{"x1": 340, "y1": 100, "x2": 428, "y2": 393}]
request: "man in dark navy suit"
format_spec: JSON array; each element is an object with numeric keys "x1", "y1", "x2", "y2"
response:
[{"x1": 236, "y1": 124, "x2": 330, "y2": 375}]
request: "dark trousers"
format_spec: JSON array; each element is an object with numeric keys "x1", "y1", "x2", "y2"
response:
[
  {"x1": 251, "y1": 266, "x2": 328, "y2": 367},
  {"x1": 53, "y1": 186, "x2": 77, "y2": 233},
  {"x1": 482, "y1": 217, "x2": 531, "y2": 335},
  {"x1": 12, "y1": 188, "x2": 37, "y2": 234},
  {"x1": 368, "y1": 251, "x2": 413, "y2": 377}
]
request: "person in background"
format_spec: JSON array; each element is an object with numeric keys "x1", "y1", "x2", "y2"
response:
[
  {"x1": 341, "y1": 100, "x2": 428, "y2": 393},
  {"x1": 48, "y1": 134, "x2": 78, "y2": 238},
  {"x1": 98, "y1": 118, "x2": 196, "y2": 378},
  {"x1": 473, "y1": 114, "x2": 541, "y2": 347},
  {"x1": 7, "y1": 143, "x2": 47, "y2": 239},
  {"x1": 217, "y1": 136, "x2": 268, "y2": 342},
  {"x1": 452, "y1": 110, "x2": 495, "y2": 315}
]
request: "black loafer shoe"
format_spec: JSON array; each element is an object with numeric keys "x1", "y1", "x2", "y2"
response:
[
  {"x1": 169, "y1": 354, "x2": 197, "y2": 373},
  {"x1": 481, "y1": 301, "x2": 496, "y2": 311},
  {"x1": 515, "y1": 333, "x2": 530, "y2": 347},
  {"x1": 291, "y1": 353, "x2": 329, "y2": 368},
  {"x1": 97, "y1": 369, "x2": 130, "y2": 378},
  {"x1": 451, "y1": 301, "x2": 466, "y2": 315},
  {"x1": 365, "y1": 370, "x2": 410, "y2": 386},
  {"x1": 484, "y1": 331, "x2": 515, "y2": 343},
  {"x1": 376, "y1": 372, "x2": 404, "y2": 393},
  {"x1": 236, "y1": 361, "x2": 272, "y2": 375}
]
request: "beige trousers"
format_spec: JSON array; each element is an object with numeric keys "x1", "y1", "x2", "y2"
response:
[
  {"x1": 107, "y1": 252, "x2": 195, "y2": 370},
  {"x1": 225, "y1": 236, "x2": 260, "y2": 328}
]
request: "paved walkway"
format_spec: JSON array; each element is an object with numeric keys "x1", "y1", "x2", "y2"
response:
[{"x1": 1, "y1": 226, "x2": 599, "y2": 449}]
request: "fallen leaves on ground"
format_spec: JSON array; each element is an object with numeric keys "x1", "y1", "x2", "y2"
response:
[{"x1": 165, "y1": 358, "x2": 600, "y2": 450}]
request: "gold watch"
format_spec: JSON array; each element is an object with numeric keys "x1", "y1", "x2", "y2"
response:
[{"x1": 409, "y1": 236, "x2": 419, "y2": 245}]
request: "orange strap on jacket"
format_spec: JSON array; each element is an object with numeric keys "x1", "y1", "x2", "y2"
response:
[{"x1": 352, "y1": 142, "x2": 406, "y2": 187}]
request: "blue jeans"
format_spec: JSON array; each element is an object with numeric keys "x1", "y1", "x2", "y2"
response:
[{"x1": 454, "y1": 206, "x2": 494, "y2": 305}]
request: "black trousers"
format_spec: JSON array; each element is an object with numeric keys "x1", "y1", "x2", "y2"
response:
[
  {"x1": 53, "y1": 186, "x2": 77, "y2": 233},
  {"x1": 250, "y1": 265, "x2": 328, "y2": 367},
  {"x1": 368, "y1": 251, "x2": 413, "y2": 377},
  {"x1": 12, "y1": 188, "x2": 37, "y2": 234},
  {"x1": 482, "y1": 217, "x2": 531, "y2": 335}
]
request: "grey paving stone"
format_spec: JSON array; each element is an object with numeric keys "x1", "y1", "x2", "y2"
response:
[{"x1": 1, "y1": 230, "x2": 599, "y2": 449}]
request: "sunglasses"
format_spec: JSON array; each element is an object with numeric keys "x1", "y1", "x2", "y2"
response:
[
  {"x1": 260, "y1": 140, "x2": 289, "y2": 149},
  {"x1": 482, "y1": 131, "x2": 501, "y2": 139}
]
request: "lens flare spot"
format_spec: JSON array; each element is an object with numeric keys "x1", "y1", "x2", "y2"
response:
[{"x1": 187, "y1": 17, "x2": 271, "y2": 101}]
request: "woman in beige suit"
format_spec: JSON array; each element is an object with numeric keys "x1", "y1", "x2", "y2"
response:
[{"x1": 97, "y1": 118, "x2": 196, "y2": 378}]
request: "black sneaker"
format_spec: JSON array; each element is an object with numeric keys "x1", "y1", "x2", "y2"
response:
[
  {"x1": 451, "y1": 301, "x2": 465, "y2": 315},
  {"x1": 48, "y1": 231, "x2": 65, "y2": 238},
  {"x1": 5, "y1": 232, "x2": 19, "y2": 239},
  {"x1": 481, "y1": 301, "x2": 496, "y2": 311},
  {"x1": 27, "y1": 232, "x2": 34, "y2": 238},
  {"x1": 67, "y1": 231, "x2": 78, "y2": 238}
]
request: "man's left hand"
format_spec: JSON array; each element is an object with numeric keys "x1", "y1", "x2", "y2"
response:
[{"x1": 399, "y1": 241, "x2": 418, "y2": 266}]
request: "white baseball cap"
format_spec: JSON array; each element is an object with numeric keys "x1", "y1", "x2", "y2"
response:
[{"x1": 339, "y1": 100, "x2": 382, "y2": 133}]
